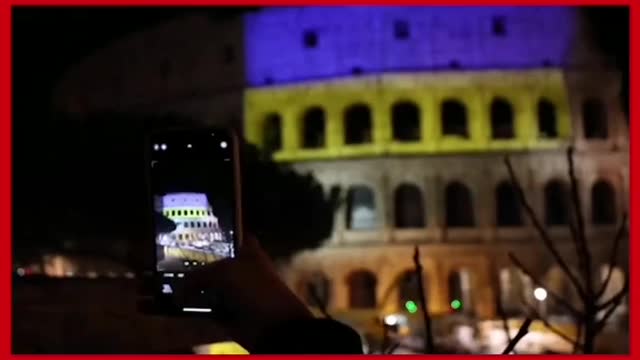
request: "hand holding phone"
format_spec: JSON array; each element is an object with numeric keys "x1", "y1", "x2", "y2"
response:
[{"x1": 141, "y1": 127, "x2": 243, "y2": 316}]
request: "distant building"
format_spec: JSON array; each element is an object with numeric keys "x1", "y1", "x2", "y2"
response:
[{"x1": 54, "y1": 6, "x2": 628, "y2": 328}]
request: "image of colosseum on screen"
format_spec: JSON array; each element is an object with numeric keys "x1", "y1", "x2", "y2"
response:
[{"x1": 154, "y1": 192, "x2": 234, "y2": 272}]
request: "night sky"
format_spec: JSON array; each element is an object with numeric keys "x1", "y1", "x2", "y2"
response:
[{"x1": 11, "y1": 6, "x2": 629, "y2": 263}]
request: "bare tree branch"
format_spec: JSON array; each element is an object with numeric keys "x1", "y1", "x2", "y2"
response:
[
  {"x1": 596, "y1": 212, "x2": 628, "y2": 300},
  {"x1": 509, "y1": 253, "x2": 582, "y2": 318},
  {"x1": 597, "y1": 273, "x2": 629, "y2": 311},
  {"x1": 525, "y1": 303, "x2": 583, "y2": 352},
  {"x1": 413, "y1": 246, "x2": 434, "y2": 354},
  {"x1": 497, "y1": 302, "x2": 517, "y2": 354},
  {"x1": 566, "y1": 147, "x2": 593, "y2": 300},
  {"x1": 504, "y1": 156, "x2": 586, "y2": 299},
  {"x1": 309, "y1": 285, "x2": 332, "y2": 320},
  {"x1": 573, "y1": 317, "x2": 583, "y2": 354},
  {"x1": 502, "y1": 318, "x2": 532, "y2": 354},
  {"x1": 595, "y1": 289, "x2": 627, "y2": 334},
  {"x1": 384, "y1": 342, "x2": 400, "y2": 354}
]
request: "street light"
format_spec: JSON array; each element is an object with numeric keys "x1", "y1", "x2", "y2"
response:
[{"x1": 534, "y1": 287, "x2": 548, "y2": 301}]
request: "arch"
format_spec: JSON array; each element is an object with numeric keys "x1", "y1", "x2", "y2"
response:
[
  {"x1": 544, "y1": 180, "x2": 569, "y2": 226},
  {"x1": 263, "y1": 113, "x2": 282, "y2": 155},
  {"x1": 545, "y1": 266, "x2": 577, "y2": 316},
  {"x1": 491, "y1": 97, "x2": 515, "y2": 139},
  {"x1": 445, "y1": 181, "x2": 474, "y2": 227},
  {"x1": 499, "y1": 267, "x2": 527, "y2": 316},
  {"x1": 300, "y1": 272, "x2": 331, "y2": 309},
  {"x1": 345, "y1": 185, "x2": 377, "y2": 230},
  {"x1": 301, "y1": 106, "x2": 326, "y2": 149},
  {"x1": 448, "y1": 269, "x2": 473, "y2": 314},
  {"x1": 495, "y1": 181, "x2": 522, "y2": 226},
  {"x1": 398, "y1": 270, "x2": 425, "y2": 311},
  {"x1": 537, "y1": 98, "x2": 558, "y2": 138},
  {"x1": 344, "y1": 104, "x2": 373, "y2": 144},
  {"x1": 582, "y1": 98, "x2": 608, "y2": 139},
  {"x1": 347, "y1": 270, "x2": 377, "y2": 309},
  {"x1": 591, "y1": 180, "x2": 617, "y2": 225},
  {"x1": 394, "y1": 183, "x2": 425, "y2": 228},
  {"x1": 392, "y1": 101, "x2": 420, "y2": 142},
  {"x1": 441, "y1": 99, "x2": 468, "y2": 138}
]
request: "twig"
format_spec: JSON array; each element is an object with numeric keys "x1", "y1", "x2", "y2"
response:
[
  {"x1": 413, "y1": 246, "x2": 434, "y2": 354},
  {"x1": 384, "y1": 342, "x2": 400, "y2": 354},
  {"x1": 573, "y1": 317, "x2": 583, "y2": 354},
  {"x1": 493, "y1": 265, "x2": 517, "y2": 354},
  {"x1": 497, "y1": 302, "x2": 516, "y2": 354},
  {"x1": 504, "y1": 157, "x2": 586, "y2": 299},
  {"x1": 597, "y1": 274, "x2": 629, "y2": 310},
  {"x1": 309, "y1": 285, "x2": 333, "y2": 320},
  {"x1": 595, "y1": 289, "x2": 627, "y2": 334},
  {"x1": 502, "y1": 318, "x2": 532, "y2": 354},
  {"x1": 525, "y1": 303, "x2": 583, "y2": 351},
  {"x1": 508, "y1": 253, "x2": 582, "y2": 318},
  {"x1": 566, "y1": 147, "x2": 593, "y2": 299},
  {"x1": 596, "y1": 213, "x2": 628, "y2": 299}
]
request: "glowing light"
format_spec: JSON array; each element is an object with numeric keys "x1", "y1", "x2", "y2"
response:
[
  {"x1": 405, "y1": 300, "x2": 418, "y2": 314},
  {"x1": 187, "y1": 144, "x2": 192, "y2": 148},
  {"x1": 16, "y1": 268, "x2": 25, "y2": 276},
  {"x1": 451, "y1": 299, "x2": 462, "y2": 310},
  {"x1": 384, "y1": 314, "x2": 398, "y2": 326},
  {"x1": 534, "y1": 287, "x2": 548, "y2": 301},
  {"x1": 87, "y1": 271, "x2": 98, "y2": 278},
  {"x1": 153, "y1": 144, "x2": 159, "y2": 151},
  {"x1": 160, "y1": 144, "x2": 167, "y2": 150},
  {"x1": 183, "y1": 307, "x2": 212, "y2": 313},
  {"x1": 220, "y1": 141, "x2": 228, "y2": 149}
]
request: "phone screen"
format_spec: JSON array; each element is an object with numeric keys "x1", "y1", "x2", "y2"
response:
[{"x1": 146, "y1": 128, "x2": 240, "y2": 313}]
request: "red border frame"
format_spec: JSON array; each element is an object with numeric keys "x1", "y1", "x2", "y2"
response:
[{"x1": 1, "y1": 0, "x2": 635, "y2": 358}]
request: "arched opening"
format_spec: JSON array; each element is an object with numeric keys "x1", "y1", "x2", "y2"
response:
[
  {"x1": 545, "y1": 266, "x2": 577, "y2": 316},
  {"x1": 398, "y1": 270, "x2": 424, "y2": 311},
  {"x1": 582, "y1": 98, "x2": 608, "y2": 139},
  {"x1": 499, "y1": 267, "x2": 527, "y2": 316},
  {"x1": 441, "y1": 100, "x2": 468, "y2": 138},
  {"x1": 301, "y1": 272, "x2": 331, "y2": 309},
  {"x1": 348, "y1": 270, "x2": 377, "y2": 309},
  {"x1": 545, "y1": 180, "x2": 569, "y2": 226},
  {"x1": 263, "y1": 113, "x2": 282, "y2": 155},
  {"x1": 445, "y1": 182, "x2": 474, "y2": 227},
  {"x1": 301, "y1": 107, "x2": 326, "y2": 149},
  {"x1": 345, "y1": 185, "x2": 377, "y2": 230},
  {"x1": 599, "y1": 265, "x2": 627, "y2": 319},
  {"x1": 448, "y1": 269, "x2": 473, "y2": 314},
  {"x1": 394, "y1": 184, "x2": 425, "y2": 228},
  {"x1": 537, "y1": 98, "x2": 558, "y2": 138},
  {"x1": 344, "y1": 104, "x2": 373, "y2": 144},
  {"x1": 491, "y1": 98, "x2": 515, "y2": 139},
  {"x1": 392, "y1": 101, "x2": 420, "y2": 142},
  {"x1": 495, "y1": 181, "x2": 522, "y2": 226},
  {"x1": 592, "y1": 180, "x2": 617, "y2": 225}
]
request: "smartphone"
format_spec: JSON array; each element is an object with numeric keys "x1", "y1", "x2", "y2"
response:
[{"x1": 140, "y1": 127, "x2": 243, "y2": 316}]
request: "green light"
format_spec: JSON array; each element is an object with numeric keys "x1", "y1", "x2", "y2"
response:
[
  {"x1": 405, "y1": 300, "x2": 418, "y2": 314},
  {"x1": 450, "y1": 299, "x2": 462, "y2": 310}
]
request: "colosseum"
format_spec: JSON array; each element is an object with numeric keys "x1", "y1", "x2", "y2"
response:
[{"x1": 52, "y1": 6, "x2": 628, "y2": 351}]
